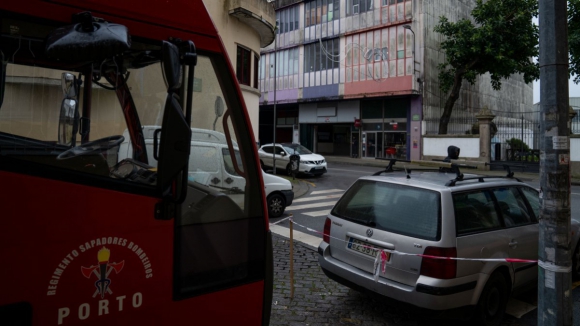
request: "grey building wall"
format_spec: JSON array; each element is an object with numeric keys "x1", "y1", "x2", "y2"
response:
[{"x1": 420, "y1": 0, "x2": 533, "y2": 134}]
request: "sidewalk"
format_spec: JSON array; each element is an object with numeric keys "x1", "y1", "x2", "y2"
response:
[{"x1": 270, "y1": 233, "x2": 570, "y2": 325}]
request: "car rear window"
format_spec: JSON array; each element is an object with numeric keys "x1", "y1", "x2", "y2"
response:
[{"x1": 331, "y1": 180, "x2": 441, "y2": 240}]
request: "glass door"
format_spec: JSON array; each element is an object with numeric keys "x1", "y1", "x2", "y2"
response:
[{"x1": 365, "y1": 132, "x2": 376, "y2": 158}]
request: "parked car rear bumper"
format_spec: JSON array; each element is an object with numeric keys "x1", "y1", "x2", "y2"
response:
[{"x1": 317, "y1": 242, "x2": 480, "y2": 311}]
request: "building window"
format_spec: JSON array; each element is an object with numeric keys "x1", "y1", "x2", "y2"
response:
[
  {"x1": 347, "y1": 0, "x2": 373, "y2": 16},
  {"x1": 276, "y1": 5, "x2": 300, "y2": 34},
  {"x1": 381, "y1": 0, "x2": 412, "y2": 24},
  {"x1": 304, "y1": 38, "x2": 340, "y2": 72},
  {"x1": 236, "y1": 46, "x2": 251, "y2": 86},
  {"x1": 305, "y1": 0, "x2": 340, "y2": 27}
]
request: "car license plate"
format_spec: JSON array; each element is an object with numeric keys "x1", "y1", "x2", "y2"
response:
[{"x1": 347, "y1": 237, "x2": 389, "y2": 261}]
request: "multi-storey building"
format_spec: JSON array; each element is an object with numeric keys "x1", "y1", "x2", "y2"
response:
[{"x1": 259, "y1": 0, "x2": 533, "y2": 160}]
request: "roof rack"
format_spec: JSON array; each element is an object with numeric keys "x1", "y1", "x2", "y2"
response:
[
  {"x1": 444, "y1": 163, "x2": 523, "y2": 186},
  {"x1": 372, "y1": 159, "x2": 524, "y2": 186},
  {"x1": 373, "y1": 158, "x2": 477, "y2": 181}
]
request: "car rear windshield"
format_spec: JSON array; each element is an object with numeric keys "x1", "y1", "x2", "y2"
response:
[{"x1": 331, "y1": 180, "x2": 441, "y2": 241}]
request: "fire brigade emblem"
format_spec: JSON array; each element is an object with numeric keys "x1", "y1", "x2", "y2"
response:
[{"x1": 81, "y1": 247, "x2": 125, "y2": 298}]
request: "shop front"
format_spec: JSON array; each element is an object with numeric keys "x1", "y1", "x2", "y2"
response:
[
  {"x1": 360, "y1": 98, "x2": 409, "y2": 160},
  {"x1": 298, "y1": 100, "x2": 360, "y2": 156}
]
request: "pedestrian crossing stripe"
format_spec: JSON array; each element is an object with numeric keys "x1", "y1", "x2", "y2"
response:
[
  {"x1": 303, "y1": 209, "x2": 331, "y2": 217},
  {"x1": 287, "y1": 201, "x2": 337, "y2": 211},
  {"x1": 293, "y1": 194, "x2": 343, "y2": 203},
  {"x1": 310, "y1": 189, "x2": 344, "y2": 195}
]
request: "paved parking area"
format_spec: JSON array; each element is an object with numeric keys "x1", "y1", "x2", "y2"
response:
[{"x1": 270, "y1": 234, "x2": 580, "y2": 326}]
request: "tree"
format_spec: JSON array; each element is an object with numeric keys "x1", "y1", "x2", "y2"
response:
[
  {"x1": 570, "y1": 0, "x2": 580, "y2": 82},
  {"x1": 435, "y1": 0, "x2": 540, "y2": 134}
]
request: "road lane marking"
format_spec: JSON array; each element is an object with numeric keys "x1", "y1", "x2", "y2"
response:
[{"x1": 293, "y1": 194, "x2": 343, "y2": 203}]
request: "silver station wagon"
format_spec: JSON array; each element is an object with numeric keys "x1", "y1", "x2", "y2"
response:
[{"x1": 317, "y1": 162, "x2": 580, "y2": 325}]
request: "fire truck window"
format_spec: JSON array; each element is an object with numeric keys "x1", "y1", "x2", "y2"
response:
[{"x1": 173, "y1": 55, "x2": 265, "y2": 299}]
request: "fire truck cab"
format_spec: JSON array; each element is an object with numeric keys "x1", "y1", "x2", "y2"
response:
[{"x1": 0, "y1": 2, "x2": 272, "y2": 325}]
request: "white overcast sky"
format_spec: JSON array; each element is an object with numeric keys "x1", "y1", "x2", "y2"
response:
[
  {"x1": 533, "y1": 79, "x2": 580, "y2": 104},
  {"x1": 532, "y1": 17, "x2": 579, "y2": 103}
]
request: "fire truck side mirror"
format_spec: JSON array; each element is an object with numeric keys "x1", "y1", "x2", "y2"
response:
[
  {"x1": 157, "y1": 41, "x2": 191, "y2": 199},
  {"x1": 161, "y1": 41, "x2": 181, "y2": 92},
  {"x1": 58, "y1": 73, "x2": 79, "y2": 146},
  {"x1": 156, "y1": 94, "x2": 191, "y2": 195}
]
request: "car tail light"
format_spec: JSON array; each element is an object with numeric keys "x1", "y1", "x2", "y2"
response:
[
  {"x1": 420, "y1": 247, "x2": 457, "y2": 279},
  {"x1": 323, "y1": 218, "x2": 331, "y2": 243}
]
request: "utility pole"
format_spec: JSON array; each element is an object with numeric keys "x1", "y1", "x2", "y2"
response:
[
  {"x1": 538, "y1": 1, "x2": 572, "y2": 325},
  {"x1": 272, "y1": 20, "x2": 278, "y2": 175}
]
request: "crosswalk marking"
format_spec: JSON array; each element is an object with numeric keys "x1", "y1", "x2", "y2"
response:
[
  {"x1": 310, "y1": 189, "x2": 344, "y2": 195},
  {"x1": 303, "y1": 209, "x2": 331, "y2": 217},
  {"x1": 287, "y1": 201, "x2": 337, "y2": 211},
  {"x1": 293, "y1": 194, "x2": 343, "y2": 203}
]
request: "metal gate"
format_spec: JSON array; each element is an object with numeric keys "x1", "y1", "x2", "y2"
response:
[{"x1": 491, "y1": 111, "x2": 540, "y2": 172}]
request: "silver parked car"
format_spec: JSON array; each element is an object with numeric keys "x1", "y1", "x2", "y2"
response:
[{"x1": 318, "y1": 163, "x2": 580, "y2": 325}]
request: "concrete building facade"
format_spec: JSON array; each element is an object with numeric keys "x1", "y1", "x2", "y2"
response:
[
  {"x1": 203, "y1": 0, "x2": 276, "y2": 140},
  {"x1": 259, "y1": 0, "x2": 533, "y2": 160}
]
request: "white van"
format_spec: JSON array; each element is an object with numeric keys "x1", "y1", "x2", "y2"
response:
[{"x1": 118, "y1": 126, "x2": 294, "y2": 218}]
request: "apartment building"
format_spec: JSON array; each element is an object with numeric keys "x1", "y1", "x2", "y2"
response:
[{"x1": 259, "y1": 0, "x2": 532, "y2": 160}]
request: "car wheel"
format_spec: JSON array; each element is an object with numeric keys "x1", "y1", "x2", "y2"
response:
[
  {"x1": 573, "y1": 242, "x2": 580, "y2": 280},
  {"x1": 472, "y1": 272, "x2": 508, "y2": 326},
  {"x1": 267, "y1": 193, "x2": 286, "y2": 218}
]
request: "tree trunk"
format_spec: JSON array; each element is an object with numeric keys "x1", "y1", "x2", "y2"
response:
[
  {"x1": 438, "y1": 71, "x2": 464, "y2": 134},
  {"x1": 438, "y1": 59, "x2": 478, "y2": 134}
]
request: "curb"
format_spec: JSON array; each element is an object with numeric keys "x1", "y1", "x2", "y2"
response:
[{"x1": 292, "y1": 179, "x2": 310, "y2": 199}]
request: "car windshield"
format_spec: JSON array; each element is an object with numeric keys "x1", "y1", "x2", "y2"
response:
[
  {"x1": 331, "y1": 180, "x2": 441, "y2": 241},
  {"x1": 282, "y1": 144, "x2": 312, "y2": 155}
]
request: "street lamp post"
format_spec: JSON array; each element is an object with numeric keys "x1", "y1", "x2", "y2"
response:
[{"x1": 402, "y1": 24, "x2": 415, "y2": 74}]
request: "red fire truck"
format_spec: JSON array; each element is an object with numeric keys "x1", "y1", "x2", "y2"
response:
[{"x1": 0, "y1": 1, "x2": 272, "y2": 325}]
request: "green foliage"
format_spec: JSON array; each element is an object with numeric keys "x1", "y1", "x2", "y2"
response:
[
  {"x1": 506, "y1": 138, "x2": 530, "y2": 152},
  {"x1": 570, "y1": 0, "x2": 580, "y2": 83},
  {"x1": 435, "y1": 0, "x2": 540, "y2": 94}
]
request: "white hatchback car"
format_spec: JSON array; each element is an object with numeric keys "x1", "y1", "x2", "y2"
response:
[
  {"x1": 258, "y1": 143, "x2": 327, "y2": 176},
  {"x1": 119, "y1": 127, "x2": 294, "y2": 218},
  {"x1": 318, "y1": 163, "x2": 580, "y2": 324}
]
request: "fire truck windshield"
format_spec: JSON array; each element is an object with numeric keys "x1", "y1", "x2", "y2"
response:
[{"x1": 0, "y1": 18, "x2": 252, "y2": 212}]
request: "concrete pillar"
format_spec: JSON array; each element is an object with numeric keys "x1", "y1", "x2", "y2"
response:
[
  {"x1": 476, "y1": 107, "x2": 495, "y2": 169},
  {"x1": 570, "y1": 106, "x2": 577, "y2": 135}
]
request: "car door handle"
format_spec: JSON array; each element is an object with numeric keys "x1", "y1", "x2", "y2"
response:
[{"x1": 508, "y1": 240, "x2": 518, "y2": 248}]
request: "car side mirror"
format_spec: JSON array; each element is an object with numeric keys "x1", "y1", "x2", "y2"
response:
[{"x1": 279, "y1": 151, "x2": 286, "y2": 156}]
